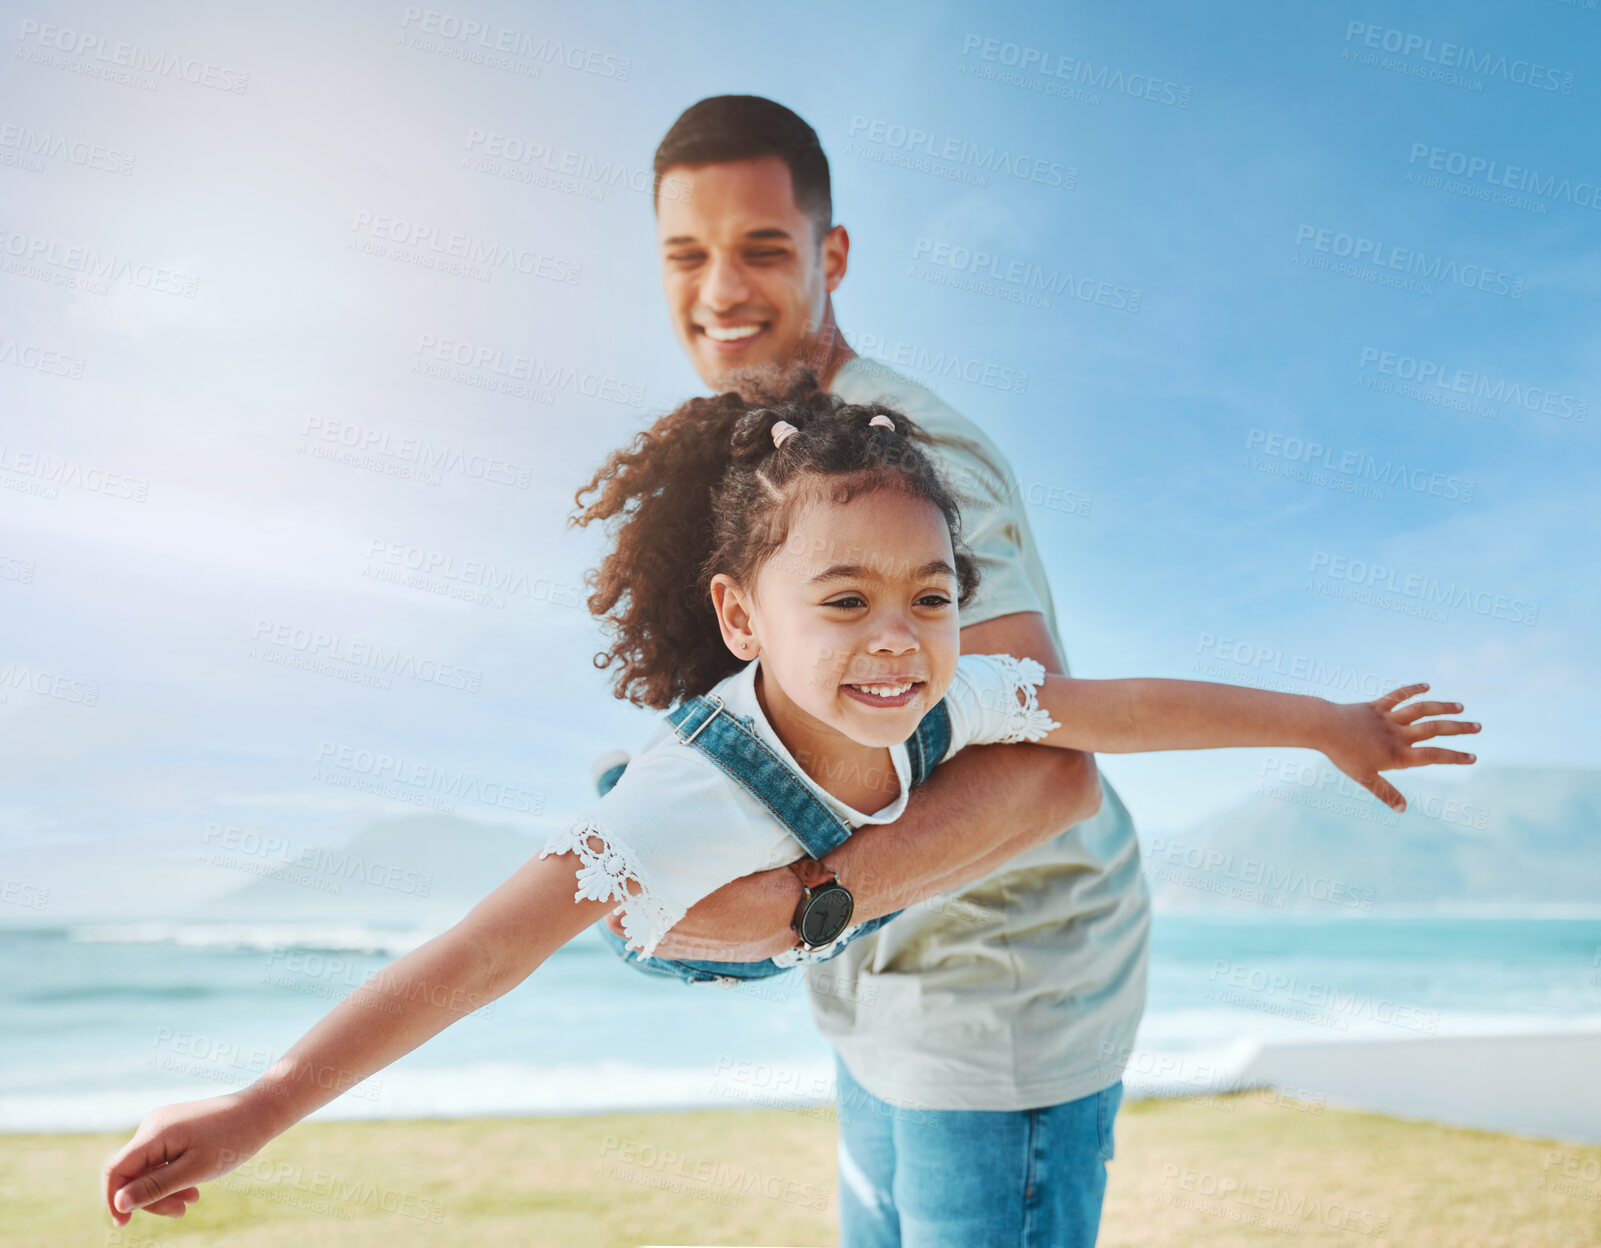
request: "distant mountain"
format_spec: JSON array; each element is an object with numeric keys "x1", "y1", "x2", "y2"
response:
[
  {"x1": 1143, "y1": 765, "x2": 1601, "y2": 913},
  {"x1": 184, "y1": 813, "x2": 545, "y2": 927},
  {"x1": 186, "y1": 767, "x2": 1600, "y2": 926}
]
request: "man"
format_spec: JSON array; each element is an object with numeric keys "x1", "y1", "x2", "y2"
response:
[{"x1": 633, "y1": 95, "x2": 1150, "y2": 1247}]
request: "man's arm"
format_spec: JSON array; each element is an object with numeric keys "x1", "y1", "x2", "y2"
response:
[{"x1": 639, "y1": 611, "x2": 1103, "y2": 961}]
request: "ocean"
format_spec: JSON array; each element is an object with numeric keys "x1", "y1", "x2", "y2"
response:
[{"x1": 5, "y1": 915, "x2": 1600, "y2": 1132}]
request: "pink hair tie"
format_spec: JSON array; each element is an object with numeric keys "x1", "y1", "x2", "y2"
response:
[
  {"x1": 770, "y1": 419, "x2": 799, "y2": 449},
  {"x1": 868, "y1": 414, "x2": 895, "y2": 431}
]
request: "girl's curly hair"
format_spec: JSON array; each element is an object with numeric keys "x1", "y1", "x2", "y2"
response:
[{"x1": 571, "y1": 368, "x2": 981, "y2": 709}]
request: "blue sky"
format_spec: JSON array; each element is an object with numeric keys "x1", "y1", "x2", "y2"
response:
[{"x1": 1, "y1": 0, "x2": 1596, "y2": 922}]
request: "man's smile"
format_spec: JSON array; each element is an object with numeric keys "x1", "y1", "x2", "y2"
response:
[{"x1": 697, "y1": 321, "x2": 770, "y2": 352}]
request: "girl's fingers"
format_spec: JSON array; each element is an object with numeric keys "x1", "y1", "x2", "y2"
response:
[
  {"x1": 1402, "y1": 746, "x2": 1478, "y2": 766},
  {"x1": 1393, "y1": 700, "x2": 1464, "y2": 725},
  {"x1": 103, "y1": 1147, "x2": 140, "y2": 1223},
  {"x1": 1363, "y1": 774, "x2": 1406, "y2": 811},
  {"x1": 102, "y1": 1123, "x2": 207, "y2": 1223},
  {"x1": 108, "y1": 1153, "x2": 197, "y2": 1218},
  {"x1": 1375, "y1": 683, "x2": 1429, "y2": 712},
  {"x1": 1408, "y1": 720, "x2": 1482, "y2": 740},
  {"x1": 143, "y1": 1189, "x2": 198, "y2": 1217},
  {"x1": 104, "y1": 1136, "x2": 159, "y2": 1222}
]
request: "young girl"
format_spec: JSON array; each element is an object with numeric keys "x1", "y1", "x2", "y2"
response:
[{"x1": 102, "y1": 372, "x2": 1479, "y2": 1225}]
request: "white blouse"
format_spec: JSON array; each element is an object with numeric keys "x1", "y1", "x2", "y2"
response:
[{"x1": 540, "y1": 653, "x2": 1058, "y2": 961}]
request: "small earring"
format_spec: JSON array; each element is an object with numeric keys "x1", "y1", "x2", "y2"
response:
[{"x1": 739, "y1": 640, "x2": 749, "y2": 650}]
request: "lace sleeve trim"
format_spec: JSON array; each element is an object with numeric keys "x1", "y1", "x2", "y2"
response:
[
  {"x1": 540, "y1": 820, "x2": 678, "y2": 958},
  {"x1": 985, "y1": 654, "x2": 1061, "y2": 744}
]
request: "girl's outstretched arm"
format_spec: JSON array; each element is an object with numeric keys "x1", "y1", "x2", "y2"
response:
[
  {"x1": 101, "y1": 850, "x2": 611, "y2": 1226},
  {"x1": 1028, "y1": 673, "x2": 1480, "y2": 810}
]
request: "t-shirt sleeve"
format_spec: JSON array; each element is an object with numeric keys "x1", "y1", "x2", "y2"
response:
[
  {"x1": 939, "y1": 653, "x2": 1062, "y2": 763},
  {"x1": 927, "y1": 438, "x2": 1047, "y2": 628},
  {"x1": 538, "y1": 741, "x2": 766, "y2": 958}
]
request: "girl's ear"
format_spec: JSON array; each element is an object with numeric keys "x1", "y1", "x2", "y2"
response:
[{"x1": 709, "y1": 574, "x2": 758, "y2": 658}]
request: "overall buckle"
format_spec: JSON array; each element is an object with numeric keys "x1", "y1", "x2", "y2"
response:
[{"x1": 675, "y1": 694, "x2": 726, "y2": 746}]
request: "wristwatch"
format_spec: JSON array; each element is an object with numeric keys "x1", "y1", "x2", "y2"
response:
[{"x1": 788, "y1": 858, "x2": 854, "y2": 950}]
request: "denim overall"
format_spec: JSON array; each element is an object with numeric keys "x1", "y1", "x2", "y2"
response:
[{"x1": 594, "y1": 691, "x2": 952, "y2": 985}]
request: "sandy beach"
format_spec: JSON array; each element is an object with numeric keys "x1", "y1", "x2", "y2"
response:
[{"x1": 18, "y1": 1091, "x2": 1600, "y2": 1248}]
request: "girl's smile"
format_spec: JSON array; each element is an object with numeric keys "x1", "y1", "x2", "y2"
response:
[{"x1": 840, "y1": 679, "x2": 927, "y2": 708}]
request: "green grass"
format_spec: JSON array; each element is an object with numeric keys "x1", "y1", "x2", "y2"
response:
[{"x1": 9, "y1": 1094, "x2": 1600, "y2": 1247}]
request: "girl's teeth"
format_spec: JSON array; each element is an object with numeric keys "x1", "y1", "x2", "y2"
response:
[
  {"x1": 705, "y1": 325, "x2": 761, "y2": 341},
  {"x1": 856, "y1": 683, "x2": 912, "y2": 697}
]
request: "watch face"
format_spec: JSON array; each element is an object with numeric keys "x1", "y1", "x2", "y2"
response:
[{"x1": 799, "y1": 885, "x2": 854, "y2": 947}]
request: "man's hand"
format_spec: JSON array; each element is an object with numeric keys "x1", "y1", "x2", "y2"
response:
[
  {"x1": 643, "y1": 611, "x2": 1102, "y2": 960},
  {"x1": 606, "y1": 881, "x2": 801, "y2": 961}
]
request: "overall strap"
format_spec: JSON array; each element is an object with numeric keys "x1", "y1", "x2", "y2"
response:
[
  {"x1": 665, "y1": 695, "x2": 855, "y2": 858},
  {"x1": 905, "y1": 699, "x2": 952, "y2": 789},
  {"x1": 665, "y1": 694, "x2": 955, "y2": 858}
]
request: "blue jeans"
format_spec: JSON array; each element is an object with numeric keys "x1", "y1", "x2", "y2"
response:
[{"x1": 834, "y1": 1054, "x2": 1121, "y2": 1247}]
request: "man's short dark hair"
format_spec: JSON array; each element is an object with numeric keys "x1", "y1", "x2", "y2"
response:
[{"x1": 652, "y1": 95, "x2": 832, "y2": 244}]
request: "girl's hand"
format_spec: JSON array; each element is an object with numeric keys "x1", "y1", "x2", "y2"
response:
[
  {"x1": 102, "y1": 1089, "x2": 277, "y2": 1226},
  {"x1": 1320, "y1": 683, "x2": 1480, "y2": 811}
]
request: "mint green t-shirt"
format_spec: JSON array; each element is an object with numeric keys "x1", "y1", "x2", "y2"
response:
[{"x1": 809, "y1": 355, "x2": 1152, "y2": 1112}]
